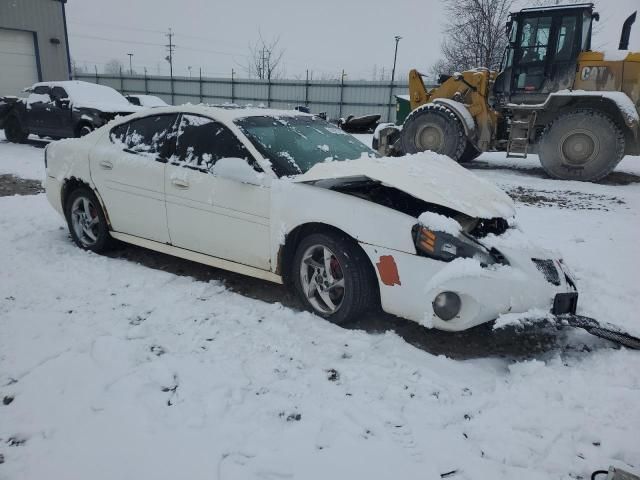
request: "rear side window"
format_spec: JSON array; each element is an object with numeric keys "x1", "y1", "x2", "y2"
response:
[
  {"x1": 110, "y1": 114, "x2": 178, "y2": 155},
  {"x1": 50, "y1": 86, "x2": 68, "y2": 100},
  {"x1": 173, "y1": 114, "x2": 253, "y2": 171}
]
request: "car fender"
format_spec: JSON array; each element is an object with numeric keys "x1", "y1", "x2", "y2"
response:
[
  {"x1": 270, "y1": 180, "x2": 418, "y2": 270},
  {"x1": 46, "y1": 135, "x2": 102, "y2": 193}
]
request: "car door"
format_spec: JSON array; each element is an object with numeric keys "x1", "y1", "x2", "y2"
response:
[
  {"x1": 25, "y1": 85, "x2": 52, "y2": 134},
  {"x1": 48, "y1": 86, "x2": 75, "y2": 137},
  {"x1": 165, "y1": 113, "x2": 271, "y2": 270},
  {"x1": 89, "y1": 113, "x2": 179, "y2": 243}
]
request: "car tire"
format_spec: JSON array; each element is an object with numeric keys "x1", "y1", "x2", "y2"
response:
[
  {"x1": 4, "y1": 116, "x2": 28, "y2": 144},
  {"x1": 76, "y1": 124, "x2": 94, "y2": 138},
  {"x1": 292, "y1": 232, "x2": 377, "y2": 325},
  {"x1": 399, "y1": 104, "x2": 467, "y2": 161},
  {"x1": 64, "y1": 187, "x2": 113, "y2": 253},
  {"x1": 538, "y1": 109, "x2": 625, "y2": 182}
]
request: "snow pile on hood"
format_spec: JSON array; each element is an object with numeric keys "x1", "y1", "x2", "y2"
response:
[
  {"x1": 294, "y1": 152, "x2": 516, "y2": 220},
  {"x1": 418, "y1": 212, "x2": 462, "y2": 235}
]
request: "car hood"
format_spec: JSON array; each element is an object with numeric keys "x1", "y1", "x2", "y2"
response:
[{"x1": 291, "y1": 153, "x2": 516, "y2": 219}]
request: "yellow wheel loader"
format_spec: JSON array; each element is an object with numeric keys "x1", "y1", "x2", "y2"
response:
[{"x1": 377, "y1": 3, "x2": 640, "y2": 182}]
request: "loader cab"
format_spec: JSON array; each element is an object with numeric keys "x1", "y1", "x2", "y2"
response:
[{"x1": 494, "y1": 3, "x2": 597, "y2": 105}]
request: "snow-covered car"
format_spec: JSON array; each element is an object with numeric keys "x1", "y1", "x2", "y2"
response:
[
  {"x1": 0, "y1": 81, "x2": 141, "y2": 142},
  {"x1": 125, "y1": 94, "x2": 169, "y2": 108},
  {"x1": 44, "y1": 105, "x2": 578, "y2": 331}
]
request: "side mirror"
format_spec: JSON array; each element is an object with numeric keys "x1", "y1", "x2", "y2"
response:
[{"x1": 213, "y1": 157, "x2": 267, "y2": 186}]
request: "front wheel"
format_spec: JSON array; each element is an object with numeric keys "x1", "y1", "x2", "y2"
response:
[
  {"x1": 399, "y1": 104, "x2": 467, "y2": 161},
  {"x1": 538, "y1": 109, "x2": 625, "y2": 182},
  {"x1": 292, "y1": 232, "x2": 377, "y2": 325},
  {"x1": 64, "y1": 187, "x2": 112, "y2": 252},
  {"x1": 4, "y1": 116, "x2": 28, "y2": 143}
]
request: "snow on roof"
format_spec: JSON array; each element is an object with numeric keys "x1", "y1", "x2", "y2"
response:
[
  {"x1": 127, "y1": 94, "x2": 169, "y2": 107},
  {"x1": 116, "y1": 104, "x2": 314, "y2": 123},
  {"x1": 31, "y1": 80, "x2": 134, "y2": 112},
  {"x1": 519, "y1": 2, "x2": 593, "y2": 13}
]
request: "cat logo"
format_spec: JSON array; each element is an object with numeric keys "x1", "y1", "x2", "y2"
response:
[{"x1": 581, "y1": 66, "x2": 609, "y2": 81}]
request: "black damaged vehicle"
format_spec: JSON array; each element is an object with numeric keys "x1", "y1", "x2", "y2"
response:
[{"x1": 0, "y1": 81, "x2": 140, "y2": 143}]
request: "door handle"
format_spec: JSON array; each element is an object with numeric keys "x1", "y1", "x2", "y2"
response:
[
  {"x1": 99, "y1": 160, "x2": 113, "y2": 170},
  {"x1": 171, "y1": 178, "x2": 190, "y2": 189}
]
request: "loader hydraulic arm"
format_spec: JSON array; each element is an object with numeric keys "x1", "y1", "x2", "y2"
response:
[{"x1": 408, "y1": 69, "x2": 431, "y2": 110}]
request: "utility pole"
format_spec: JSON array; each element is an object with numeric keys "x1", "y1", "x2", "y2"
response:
[
  {"x1": 166, "y1": 28, "x2": 175, "y2": 105},
  {"x1": 188, "y1": 66, "x2": 192, "y2": 78},
  {"x1": 388, "y1": 35, "x2": 402, "y2": 123},
  {"x1": 127, "y1": 53, "x2": 133, "y2": 75},
  {"x1": 390, "y1": 35, "x2": 402, "y2": 84},
  {"x1": 165, "y1": 28, "x2": 175, "y2": 78}
]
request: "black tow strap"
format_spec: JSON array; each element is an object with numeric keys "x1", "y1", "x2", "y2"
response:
[{"x1": 557, "y1": 314, "x2": 640, "y2": 350}]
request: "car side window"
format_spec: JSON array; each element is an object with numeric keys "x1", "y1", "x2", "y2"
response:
[
  {"x1": 33, "y1": 86, "x2": 50, "y2": 95},
  {"x1": 173, "y1": 114, "x2": 255, "y2": 172},
  {"x1": 109, "y1": 114, "x2": 178, "y2": 156},
  {"x1": 50, "y1": 87, "x2": 68, "y2": 100}
]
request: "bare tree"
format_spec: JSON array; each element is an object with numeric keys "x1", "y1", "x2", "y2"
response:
[
  {"x1": 104, "y1": 58, "x2": 124, "y2": 75},
  {"x1": 245, "y1": 34, "x2": 285, "y2": 80},
  {"x1": 432, "y1": 0, "x2": 512, "y2": 75}
]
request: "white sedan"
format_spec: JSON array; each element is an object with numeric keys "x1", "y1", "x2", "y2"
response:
[{"x1": 44, "y1": 105, "x2": 578, "y2": 330}]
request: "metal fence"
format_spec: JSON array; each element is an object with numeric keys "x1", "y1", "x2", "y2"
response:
[{"x1": 73, "y1": 72, "x2": 413, "y2": 122}]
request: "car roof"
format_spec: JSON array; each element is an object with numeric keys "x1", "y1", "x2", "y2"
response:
[
  {"x1": 31, "y1": 80, "x2": 112, "y2": 89},
  {"x1": 119, "y1": 104, "x2": 313, "y2": 123}
]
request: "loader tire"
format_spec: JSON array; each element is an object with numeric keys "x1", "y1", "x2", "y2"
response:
[
  {"x1": 399, "y1": 104, "x2": 467, "y2": 161},
  {"x1": 459, "y1": 140, "x2": 482, "y2": 163},
  {"x1": 538, "y1": 109, "x2": 625, "y2": 182}
]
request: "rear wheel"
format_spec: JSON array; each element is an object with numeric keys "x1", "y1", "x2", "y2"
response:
[
  {"x1": 399, "y1": 104, "x2": 467, "y2": 161},
  {"x1": 538, "y1": 109, "x2": 625, "y2": 182},
  {"x1": 4, "y1": 116, "x2": 28, "y2": 143},
  {"x1": 292, "y1": 232, "x2": 377, "y2": 325},
  {"x1": 64, "y1": 187, "x2": 112, "y2": 253}
]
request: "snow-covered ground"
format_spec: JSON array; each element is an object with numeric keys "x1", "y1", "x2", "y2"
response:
[{"x1": 1, "y1": 131, "x2": 640, "y2": 480}]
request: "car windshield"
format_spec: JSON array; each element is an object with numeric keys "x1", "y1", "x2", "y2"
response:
[{"x1": 234, "y1": 115, "x2": 377, "y2": 177}]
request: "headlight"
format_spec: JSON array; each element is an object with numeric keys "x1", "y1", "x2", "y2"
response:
[{"x1": 413, "y1": 225, "x2": 503, "y2": 266}]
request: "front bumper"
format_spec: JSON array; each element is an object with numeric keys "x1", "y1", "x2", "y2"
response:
[{"x1": 361, "y1": 243, "x2": 577, "y2": 332}]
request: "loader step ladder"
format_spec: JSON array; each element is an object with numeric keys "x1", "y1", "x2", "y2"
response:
[{"x1": 507, "y1": 111, "x2": 537, "y2": 158}]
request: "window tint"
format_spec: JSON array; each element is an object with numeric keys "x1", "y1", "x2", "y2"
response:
[
  {"x1": 109, "y1": 114, "x2": 178, "y2": 155},
  {"x1": 519, "y1": 16, "x2": 552, "y2": 64},
  {"x1": 173, "y1": 114, "x2": 252, "y2": 171}
]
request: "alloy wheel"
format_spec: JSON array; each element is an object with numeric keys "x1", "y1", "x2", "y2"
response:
[
  {"x1": 299, "y1": 244, "x2": 345, "y2": 315},
  {"x1": 70, "y1": 196, "x2": 100, "y2": 247}
]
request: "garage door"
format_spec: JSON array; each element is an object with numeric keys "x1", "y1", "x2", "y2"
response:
[{"x1": 0, "y1": 28, "x2": 39, "y2": 98}]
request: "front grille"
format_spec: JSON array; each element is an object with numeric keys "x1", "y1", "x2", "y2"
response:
[{"x1": 532, "y1": 259, "x2": 561, "y2": 285}]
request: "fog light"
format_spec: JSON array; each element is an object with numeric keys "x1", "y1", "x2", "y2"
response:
[{"x1": 432, "y1": 291, "x2": 461, "y2": 321}]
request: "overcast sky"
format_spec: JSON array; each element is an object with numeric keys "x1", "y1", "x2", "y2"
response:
[{"x1": 66, "y1": 0, "x2": 640, "y2": 80}]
